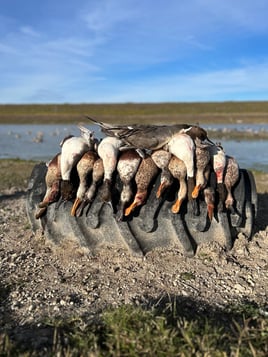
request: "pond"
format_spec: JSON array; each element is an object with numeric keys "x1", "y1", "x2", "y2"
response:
[{"x1": 0, "y1": 124, "x2": 267, "y2": 172}]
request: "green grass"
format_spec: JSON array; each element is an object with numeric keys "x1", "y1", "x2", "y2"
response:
[
  {"x1": 0, "y1": 159, "x2": 36, "y2": 193},
  {"x1": 0, "y1": 300, "x2": 267, "y2": 356},
  {"x1": 1, "y1": 101, "x2": 268, "y2": 124}
]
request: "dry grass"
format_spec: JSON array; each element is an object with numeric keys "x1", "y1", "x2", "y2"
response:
[{"x1": 1, "y1": 101, "x2": 268, "y2": 124}]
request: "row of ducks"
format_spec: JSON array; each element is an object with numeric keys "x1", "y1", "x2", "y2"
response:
[{"x1": 35, "y1": 119, "x2": 240, "y2": 222}]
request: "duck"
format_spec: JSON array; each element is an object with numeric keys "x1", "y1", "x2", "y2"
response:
[
  {"x1": 203, "y1": 186, "x2": 215, "y2": 221},
  {"x1": 166, "y1": 132, "x2": 198, "y2": 215},
  {"x1": 35, "y1": 152, "x2": 61, "y2": 219},
  {"x1": 224, "y1": 155, "x2": 240, "y2": 212},
  {"x1": 97, "y1": 136, "x2": 123, "y2": 204},
  {"x1": 191, "y1": 138, "x2": 211, "y2": 199},
  {"x1": 168, "y1": 155, "x2": 187, "y2": 213},
  {"x1": 151, "y1": 149, "x2": 172, "y2": 198},
  {"x1": 60, "y1": 125, "x2": 97, "y2": 202},
  {"x1": 208, "y1": 143, "x2": 227, "y2": 212},
  {"x1": 86, "y1": 116, "x2": 213, "y2": 151},
  {"x1": 70, "y1": 150, "x2": 98, "y2": 216},
  {"x1": 75, "y1": 158, "x2": 104, "y2": 216},
  {"x1": 124, "y1": 154, "x2": 159, "y2": 216},
  {"x1": 116, "y1": 149, "x2": 142, "y2": 221}
]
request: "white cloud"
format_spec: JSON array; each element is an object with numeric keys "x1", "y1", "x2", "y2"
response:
[{"x1": 20, "y1": 26, "x2": 40, "y2": 37}]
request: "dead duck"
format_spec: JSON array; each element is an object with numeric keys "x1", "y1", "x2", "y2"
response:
[
  {"x1": 151, "y1": 149, "x2": 172, "y2": 198},
  {"x1": 208, "y1": 143, "x2": 227, "y2": 212},
  {"x1": 224, "y1": 155, "x2": 240, "y2": 212},
  {"x1": 87, "y1": 117, "x2": 213, "y2": 151},
  {"x1": 167, "y1": 132, "x2": 198, "y2": 215},
  {"x1": 192, "y1": 138, "x2": 211, "y2": 199},
  {"x1": 60, "y1": 125, "x2": 97, "y2": 202},
  {"x1": 70, "y1": 150, "x2": 98, "y2": 216},
  {"x1": 116, "y1": 149, "x2": 142, "y2": 220},
  {"x1": 124, "y1": 154, "x2": 159, "y2": 216},
  {"x1": 75, "y1": 158, "x2": 104, "y2": 216},
  {"x1": 168, "y1": 155, "x2": 187, "y2": 213},
  {"x1": 35, "y1": 152, "x2": 61, "y2": 219},
  {"x1": 97, "y1": 136, "x2": 123, "y2": 204},
  {"x1": 203, "y1": 186, "x2": 215, "y2": 221}
]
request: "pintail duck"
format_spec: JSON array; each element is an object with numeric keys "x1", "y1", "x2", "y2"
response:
[
  {"x1": 97, "y1": 136, "x2": 122, "y2": 203},
  {"x1": 60, "y1": 125, "x2": 97, "y2": 202},
  {"x1": 87, "y1": 117, "x2": 213, "y2": 152},
  {"x1": 192, "y1": 138, "x2": 211, "y2": 199},
  {"x1": 151, "y1": 149, "x2": 172, "y2": 198},
  {"x1": 208, "y1": 143, "x2": 227, "y2": 212},
  {"x1": 224, "y1": 155, "x2": 239, "y2": 212},
  {"x1": 168, "y1": 155, "x2": 187, "y2": 213},
  {"x1": 35, "y1": 152, "x2": 61, "y2": 219},
  {"x1": 116, "y1": 149, "x2": 142, "y2": 220},
  {"x1": 124, "y1": 154, "x2": 158, "y2": 216},
  {"x1": 70, "y1": 150, "x2": 98, "y2": 216}
]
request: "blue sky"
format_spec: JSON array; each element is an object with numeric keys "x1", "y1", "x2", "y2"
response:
[{"x1": 1, "y1": 0, "x2": 268, "y2": 103}]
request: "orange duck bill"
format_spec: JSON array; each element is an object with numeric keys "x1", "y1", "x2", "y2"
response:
[
  {"x1": 171, "y1": 198, "x2": 183, "y2": 214},
  {"x1": 207, "y1": 203, "x2": 214, "y2": 221},
  {"x1": 71, "y1": 197, "x2": 82, "y2": 216},
  {"x1": 191, "y1": 184, "x2": 201, "y2": 199},
  {"x1": 156, "y1": 181, "x2": 169, "y2": 199},
  {"x1": 124, "y1": 199, "x2": 140, "y2": 216}
]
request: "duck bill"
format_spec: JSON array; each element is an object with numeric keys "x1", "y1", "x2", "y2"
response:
[
  {"x1": 206, "y1": 138, "x2": 215, "y2": 146},
  {"x1": 191, "y1": 184, "x2": 201, "y2": 199},
  {"x1": 35, "y1": 207, "x2": 47, "y2": 219},
  {"x1": 156, "y1": 182, "x2": 168, "y2": 199},
  {"x1": 171, "y1": 198, "x2": 183, "y2": 214},
  {"x1": 71, "y1": 197, "x2": 82, "y2": 216},
  {"x1": 207, "y1": 203, "x2": 214, "y2": 221},
  {"x1": 124, "y1": 201, "x2": 139, "y2": 216}
]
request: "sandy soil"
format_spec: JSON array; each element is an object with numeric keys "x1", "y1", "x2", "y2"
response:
[{"x1": 0, "y1": 178, "x2": 267, "y2": 348}]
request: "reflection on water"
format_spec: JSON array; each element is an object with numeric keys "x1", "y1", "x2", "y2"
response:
[{"x1": 0, "y1": 124, "x2": 267, "y2": 172}]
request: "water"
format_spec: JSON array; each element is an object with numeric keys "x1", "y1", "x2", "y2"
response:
[{"x1": 0, "y1": 124, "x2": 267, "y2": 172}]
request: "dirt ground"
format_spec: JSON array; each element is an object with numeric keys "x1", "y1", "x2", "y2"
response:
[{"x1": 0, "y1": 174, "x2": 267, "y2": 347}]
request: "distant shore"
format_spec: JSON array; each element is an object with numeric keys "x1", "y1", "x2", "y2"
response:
[{"x1": 1, "y1": 101, "x2": 268, "y2": 125}]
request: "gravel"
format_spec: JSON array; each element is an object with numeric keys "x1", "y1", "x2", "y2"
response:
[{"x1": 0, "y1": 189, "x2": 267, "y2": 339}]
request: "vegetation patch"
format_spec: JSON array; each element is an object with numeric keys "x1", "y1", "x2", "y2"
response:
[{"x1": 0, "y1": 302, "x2": 267, "y2": 356}]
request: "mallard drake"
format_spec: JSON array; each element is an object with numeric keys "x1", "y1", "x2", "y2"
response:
[
  {"x1": 116, "y1": 149, "x2": 141, "y2": 221},
  {"x1": 151, "y1": 149, "x2": 172, "y2": 198},
  {"x1": 60, "y1": 125, "x2": 97, "y2": 201},
  {"x1": 35, "y1": 152, "x2": 61, "y2": 219},
  {"x1": 124, "y1": 154, "x2": 158, "y2": 216},
  {"x1": 70, "y1": 150, "x2": 98, "y2": 216},
  {"x1": 168, "y1": 155, "x2": 187, "y2": 213},
  {"x1": 97, "y1": 136, "x2": 122, "y2": 203},
  {"x1": 224, "y1": 155, "x2": 240, "y2": 211}
]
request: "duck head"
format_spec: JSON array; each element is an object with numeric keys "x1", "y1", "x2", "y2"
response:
[{"x1": 124, "y1": 190, "x2": 147, "y2": 216}]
